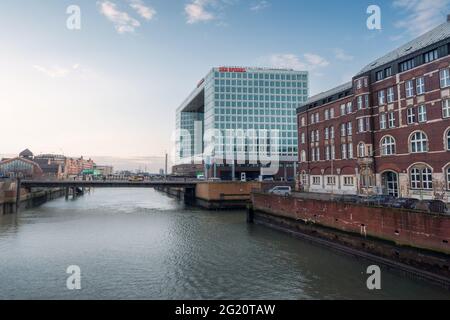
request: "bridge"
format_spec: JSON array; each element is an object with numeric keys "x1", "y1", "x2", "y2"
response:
[{"x1": 20, "y1": 180, "x2": 197, "y2": 189}]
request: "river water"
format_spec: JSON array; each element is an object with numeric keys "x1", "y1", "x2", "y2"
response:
[{"x1": 0, "y1": 189, "x2": 448, "y2": 300}]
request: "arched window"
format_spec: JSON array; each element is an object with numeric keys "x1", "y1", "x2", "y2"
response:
[
  {"x1": 446, "y1": 130, "x2": 450, "y2": 151},
  {"x1": 410, "y1": 131, "x2": 428, "y2": 153},
  {"x1": 381, "y1": 136, "x2": 396, "y2": 156},
  {"x1": 358, "y1": 143, "x2": 366, "y2": 158},
  {"x1": 447, "y1": 167, "x2": 450, "y2": 190},
  {"x1": 410, "y1": 165, "x2": 433, "y2": 190}
]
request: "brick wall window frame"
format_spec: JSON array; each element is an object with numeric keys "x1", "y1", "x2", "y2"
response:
[
  {"x1": 330, "y1": 108, "x2": 335, "y2": 118},
  {"x1": 325, "y1": 146, "x2": 330, "y2": 160},
  {"x1": 443, "y1": 98, "x2": 450, "y2": 118},
  {"x1": 409, "y1": 131, "x2": 429, "y2": 153},
  {"x1": 301, "y1": 117, "x2": 306, "y2": 126},
  {"x1": 418, "y1": 105, "x2": 427, "y2": 123},
  {"x1": 316, "y1": 148, "x2": 320, "y2": 161},
  {"x1": 340, "y1": 104, "x2": 346, "y2": 116},
  {"x1": 312, "y1": 176, "x2": 321, "y2": 185},
  {"x1": 380, "y1": 113, "x2": 387, "y2": 130},
  {"x1": 358, "y1": 118, "x2": 365, "y2": 133},
  {"x1": 416, "y1": 77, "x2": 425, "y2": 95},
  {"x1": 446, "y1": 129, "x2": 450, "y2": 151},
  {"x1": 381, "y1": 135, "x2": 396, "y2": 156},
  {"x1": 440, "y1": 68, "x2": 450, "y2": 88},
  {"x1": 376, "y1": 70, "x2": 384, "y2": 82},
  {"x1": 341, "y1": 123, "x2": 347, "y2": 137},
  {"x1": 347, "y1": 122, "x2": 353, "y2": 136},
  {"x1": 365, "y1": 95, "x2": 369, "y2": 108},
  {"x1": 447, "y1": 166, "x2": 450, "y2": 190},
  {"x1": 315, "y1": 130, "x2": 320, "y2": 142},
  {"x1": 358, "y1": 142, "x2": 366, "y2": 158},
  {"x1": 406, "y1": 80, "x2": 414, "y2": 98},
  {"x1": 301, "y1": 132, "x2": 305, "y2": 144},
  {"x1": 343, "y1": 176, "x2": 354, "y2": 186},
  {"x1": 315, "y1": 112, "x2": 320, "y2": 123},
  {"x1": 347, "y1": 102, "x2": 353, "y2": 114},
  {"x1": 387, "y1": 87, "x2": 395, "y2": 103},
  {"x1": 388, "y1": 112, "x2": 396, "y2": 128},
  {"x1": 357, "y1": 96, "x2": 363, "y2": 110},
  {"x1": 378, "y1": 90, "x2": 385, "y2": 105},
  {"x1": 311, "y1": 131, "x2": 315, "y2": 143},
  {"x1": 325, "y1": 127, "x2": 329, "y2": 140},
  {"x1": 341, "y1": 144, "x2": 348, "y2": 160},
  {"x1": 330, "y1": 126, "x2": 335, "y2": 139},
  {"x1": 331, "y1": 145, "x2": 336, "y2": 160},
  {"x1": 310, "y1": 114, "x2": 315, "y2": 124},
  {"x1": 327, "y1": 176, "x2": 336, "y2": 185},
  {"x1": 385, "y1": 67, "x2": 392, "y2": 78},
  {"x1": 324, "y1": 109, "x2": 329, "y2": 120},
  {"x1": 410, "y1": 165, "x2": 433, "y2": 190},
  {"x1": 407, "y1": 107, "x2": 416, "y2": 124},
  {"x1": 300, "y1": 150, "x2": 306, "y2": 162},
  {"x1": 348, "y1": 143, "x2": 354, "y2": 159},
  {"x1": 311, "y1": 148, "x2": 315, "y2": 161}
]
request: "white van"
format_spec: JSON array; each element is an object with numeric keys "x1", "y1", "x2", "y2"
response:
[{"x1": 268, "y1": 186, "x2": 292, "y2": 196}]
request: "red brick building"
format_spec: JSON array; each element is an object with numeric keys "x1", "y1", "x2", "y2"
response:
[{"x1": 297, "y1": 19, "x2": 450, "y2": 202}]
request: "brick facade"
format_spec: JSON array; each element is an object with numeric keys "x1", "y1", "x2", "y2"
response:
[{"x1": 297, "y1": 21, "x2": 450, "y2": 201}]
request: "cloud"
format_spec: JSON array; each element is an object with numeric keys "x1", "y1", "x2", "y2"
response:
[
  {"x1": 393, "y1": 0, "x2": 450, "y2": 36},
  {"x1": 185, "y1": 0, "x2": 215, "y2": 24},
  {"x1": 333, "y1": 48, "x2": 354, "y2": 61},
  {"x1": 265, "y1": 53, "x2": 330, "y2": 71},
  {"x1": 250, "y1": 0, "x2": 270, "y2": 11},
  {"x1": 98, "y1": 1, "x2": 141, "y2": 34},
  {"x1": 129, "y1": 0, "x2": 156, "y2": 20},
  {"x1": 33, "y1": 64, "x2": 82, "y2": 78}
]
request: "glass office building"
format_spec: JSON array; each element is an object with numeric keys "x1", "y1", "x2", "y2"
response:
[{"x1": 175, "y1": 67, "x2": 309, "y2": 178}]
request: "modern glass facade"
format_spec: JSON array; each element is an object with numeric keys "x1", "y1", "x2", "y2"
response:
[{"x1": 176, "y1": 67, "x2": 309, "y2": 164}]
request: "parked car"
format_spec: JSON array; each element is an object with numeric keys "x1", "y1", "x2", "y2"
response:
[
  {"x1": 196, "y1": 175, "x2": 206, "y2": 181},
  {"x1": 388, "y1": 198, "x2": 419, "y2": 209},
  {"x1": 362, "y1": 195, "x2": 396, "y2": 206},
  {"x1": 412, "y1": 200, "x2": 448, "y2": 214},
  {"x1": 268, "y1": 186, "x2": 292, "y2": 197}
]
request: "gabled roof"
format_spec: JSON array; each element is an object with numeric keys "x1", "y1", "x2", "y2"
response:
[
  {"x1": 357, "y1": 21, "x2": 450, "y2": 76},
  {"x1": 19, "y1": 149, "x2": 33, "y2": 157}
]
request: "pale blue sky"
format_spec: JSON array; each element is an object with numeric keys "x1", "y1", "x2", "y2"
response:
[{"x1": 0, "y1": 0, "x2": 449, "y2": 170}]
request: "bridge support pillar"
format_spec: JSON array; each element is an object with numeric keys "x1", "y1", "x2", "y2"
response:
[
  {"x1": 65, "y1": 187, "x2": 69, "y2": 200},
  {"x1": 183, "y1": 187, "x2": 196, "y2": 205},
  {"x1": 15, "y1": 178, "x2": 21, "y2": 214}
]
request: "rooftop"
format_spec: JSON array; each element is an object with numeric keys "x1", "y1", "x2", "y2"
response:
[
  {"x1": 301, "y1": 81, "x2": 352, "y2": 107},
  {"x1": 357, "y1": 20, "x2": 450, "y2": 76}
]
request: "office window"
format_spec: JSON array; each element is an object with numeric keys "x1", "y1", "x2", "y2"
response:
[
  {"x1": 443, "y1": 99, "x2": 450, "y2": 118},
  {"x1": 300, "y1": 150, "x2": 306, "y2": 162},
  {"x1": 358, "y1": 118, "x2": 365, "y2": 132},
  {"x1": 365, "y1": 95, "x2": 369, "y2": 108},
  {"x1": 407, "y1": 108, "x2": 416, "y2": 124},
  {"x1": 343, "y1": 176, "x2": 354, "y2": 186},
  {"x1": 324, "y1": 109, "x2": 329, "y2": 120},
  {"x1": 418, "y1": 105, "x2": 427, "y2": 123},
  {"x1": 325, "y1": 146, "x2": 330, "y2": 160},
  {"x1": 400, "y1": 58, "x2": 415, "y2": 72},
  {"x1": 378, "y1": 90, "x2": 385, "y2": 105},
  {"x1": 312, "y1": 176, "x2": 321, "y2": 185},
  {"x1": 311, "y1": 148, "x2": 315, "y2": 161},
  {"x1": 348, "y1": 143, "x2": 353, "y2": 159},
  {"x1": 385, "y1": 67, "x2": 392, "y2": 77},
  {"x1": 357, "y1": 96, "x2": 363, "y2": 110},
  {"x1": 311, "y1": 131, "x2": 315, "y2": 142},
  {"x1": 346, "y1": 102, "x2": 352, "y2": 114},
  {"x1": 301, "y1": 117, "x2": 306, "y2": 126},
  {"x1": 388, "y1": 112, "x2": 395, "y2": 128},
  {"x1": 358, "y1": 143, "x2": 366, "y2": 158},
  {"x1": 424, "y1": 49, "x2": 438, "y2": 63},
  {"x1": 405, "y1": 80, "x2": 414, "y2": 98},
  {"x1": 376, "y1": 70, "x2": 384, "y2": 81},
  {"x1": 325, "y1": 127, "x2": 329, "y2": 140},
  {"x1": 387, "y1": 87, "x2": 394, "y2": 103},
  {"x1": 341, "y1": 123, "x2": 346, "y2": 137},
  {"x1": 356, "y1": 79, "x2": 362, "y2": 89},
  {"x1": 331, "y1": 145, "x2": 336, "y2": 160},
  {"x1": 315, "y1": 130, "x2": 319, "y2": 142},
  {"x1": 316, "y1": 148, "x2": 320, "y2": 161},
  {"x1": 315, "y1": 113, "x2": 320, "y2": 123},
  {"x1": 410, "y1": 131, "x2": 428, "y2": 153},
  {"x1": 381, "y1": 136, "x2": 396, "y2": 156},
  {"x1": 327, "y1": 176, "x2": 336, "y2": 185},
  {"x1": 340, "y1": 104, "x2": 346, "y2": 116},
  {"x1": 380, "y1": 113, "x2": 387, "y2": 129},
  {"x1": 347, "y1": 122, "x2": 352, "y2": 136},
  {"x1": 330, "y1": 126, "x2": 335, "y2": 139},
  {"x1": 416, "y1": 77, "x2": 425, "y2": 95},
  {"x1": 341, "y1": 144, "x2": 347, "y2": 160},
  {"x1": 310, "y1": 114, "x2": 315, "y2": 124},
  {"x1": 440, "y1": 69, "x2": 450, "y2": 88},
  {"x1": 410, "y1": 166, "x2": 433, "y2": 190},
  {"x1": 330, "y1": 108, "x2": 335, "y2": 118}
]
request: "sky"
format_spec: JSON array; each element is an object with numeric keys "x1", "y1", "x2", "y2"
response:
[{"x1": 0, "y1": 0, "x2": 449, "y2": 171}]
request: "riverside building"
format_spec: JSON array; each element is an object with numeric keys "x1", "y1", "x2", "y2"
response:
[
  {"x1": 174, "y1": 67, "x2": 309, "y2": 180},
  {"x1": 297, "y1": 18, "x2": 450, "y2": 201}
]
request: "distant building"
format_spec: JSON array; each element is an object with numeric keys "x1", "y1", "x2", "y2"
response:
[
  {"x1": 95, "y1": 165, "x2": 114, "y2": 176},
  {"x1": 64, "y1": 157, "x2": 95, "y2": 176},
  {"x1": 0, "y1": 157, "x2": 43, "y2": 178},
  {"x1": 19, "y1": 149, "x2": 33, "y2": 159}
]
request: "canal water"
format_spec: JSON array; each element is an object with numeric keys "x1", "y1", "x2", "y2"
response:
[{"x1": 0, "y1": 189, "x2": 449, "y2": 300}]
